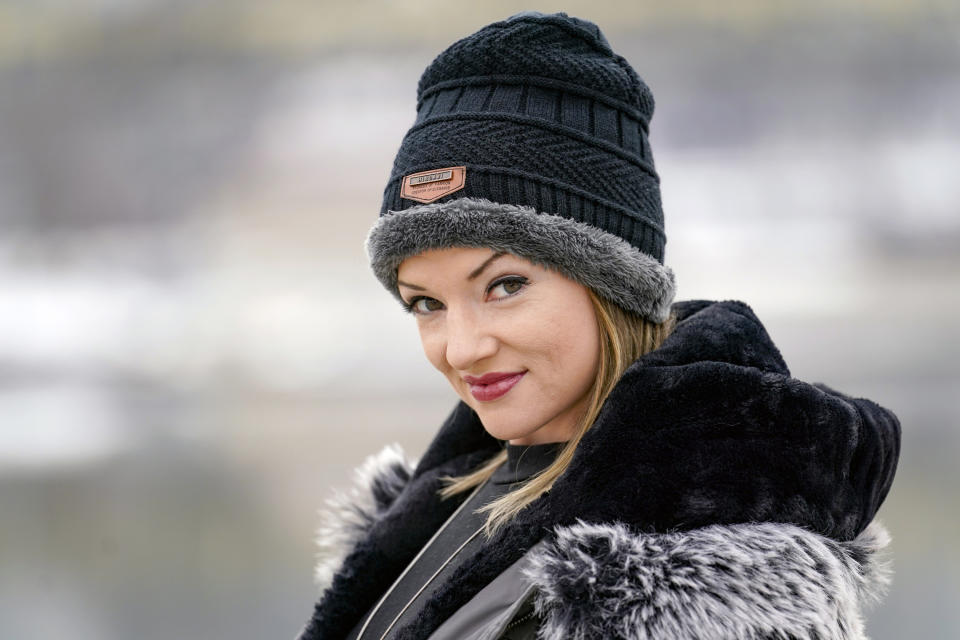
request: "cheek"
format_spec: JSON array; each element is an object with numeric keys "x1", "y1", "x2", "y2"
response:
[
  {"x1": 417, "y1": 325, "x2": 448, "y2": 372},
  {"x1": 557, "y1": 327, "x2": 599, "y2": 385},
  {"x1": 545, "y1": 294, "x2": 600, "y2": 377},
  {"x1": 511, "y1": 306, "x2": 594, "y2": 372}
]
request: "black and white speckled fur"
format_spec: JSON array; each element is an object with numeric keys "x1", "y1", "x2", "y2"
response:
[
  {"x1": 297, "y1": 299, "x2": 900, "y2": 640},
  {"x1": 313, "y1": 444, "x2": 416, "y2": 593},
  {"x1": 526, "y1": 519, "x2": 891, "y2": 640}
]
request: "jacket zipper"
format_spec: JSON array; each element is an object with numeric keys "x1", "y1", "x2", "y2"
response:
[
  {"x1": 503, "y1": 610, "x2": 536, "y2": 631},
  {"x1": 377, "y1": 523, "x2": 486, "y2": 639},
  {"x1": 355, "y1": 480, "x2": 489, "y2": 640}
]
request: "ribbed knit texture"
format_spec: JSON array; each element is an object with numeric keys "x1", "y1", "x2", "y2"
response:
[{"x1": 380, "y1": 11, "x2": 667, "y2": 264}]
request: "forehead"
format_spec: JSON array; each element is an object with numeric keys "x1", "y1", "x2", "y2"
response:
[{"x1": 398, "y1": 246, "x2": 515, "y2": 275}]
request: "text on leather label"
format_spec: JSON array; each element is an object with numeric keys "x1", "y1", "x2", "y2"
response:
[{"x1": 400, "y1": 166, "x2": 466, "y2": 203}]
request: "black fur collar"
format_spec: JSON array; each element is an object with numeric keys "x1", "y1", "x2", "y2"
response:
[{"x1": 298, "y1": 299, "x2": 900, "y2": 640}]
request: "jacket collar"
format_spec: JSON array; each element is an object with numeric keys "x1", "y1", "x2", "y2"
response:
[
  {"x1": 413, "y1": 299, "x2": 898, "y2": 540},
  {"x1": 526, "y1": 519, "x2": 891, "y2": 640}
]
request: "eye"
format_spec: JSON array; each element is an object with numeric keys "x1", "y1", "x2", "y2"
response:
[
  {"x1": 488, "y1": 276, "x2": 528, "y2": 299},
  {"x1": 403, "y1": 296, "x2": 444, "y2": 315}
]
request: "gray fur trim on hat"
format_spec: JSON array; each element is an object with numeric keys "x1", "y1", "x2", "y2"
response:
[{"x1": 364, "y1": 197, "x2": 676, "y2": 322}]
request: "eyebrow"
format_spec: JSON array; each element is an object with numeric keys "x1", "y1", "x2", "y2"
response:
[
  {"x1": 468, "y1": 251, "x2": 508, "y2": 280},
  {"x1": 397, "y1": 251, "x2": 508, "y2": 291}
]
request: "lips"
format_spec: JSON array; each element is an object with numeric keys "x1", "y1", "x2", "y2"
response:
[{"x1": 464, "y1": 371, "x2": 526, "y2": 402}]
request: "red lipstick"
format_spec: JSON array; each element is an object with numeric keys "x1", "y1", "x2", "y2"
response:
[{"x1": 464, "y1": 371, "x2": 526, "y2": 402}]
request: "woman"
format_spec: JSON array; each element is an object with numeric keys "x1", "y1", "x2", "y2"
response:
[{"x1": 298, "y1": 11, "x2": 900, "y2": 640}]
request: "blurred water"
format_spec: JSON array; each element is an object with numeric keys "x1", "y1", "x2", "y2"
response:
[{"x1": 1, "y1": 3, "x2": 959, "y2": 639}]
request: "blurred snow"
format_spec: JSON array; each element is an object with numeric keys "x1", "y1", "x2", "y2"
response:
[{"x1": 0, "y1": 382, "x2": 131, "y2": 472}]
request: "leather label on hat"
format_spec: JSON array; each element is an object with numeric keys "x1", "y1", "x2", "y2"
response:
[{"x1": 400, "y1": 166, "x2": 466, "y2": 203}]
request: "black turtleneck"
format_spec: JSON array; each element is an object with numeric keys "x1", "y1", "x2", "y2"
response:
[{"x1": 347, "y1": 441, "x2": 565, "y2": 640}]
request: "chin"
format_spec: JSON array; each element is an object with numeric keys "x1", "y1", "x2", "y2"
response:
[
  {"x1": 473, "y1": 410, "x2": 537, "y2": 443},
  {"x1": 480, "y1": 414, "x2": 559, "y2": 444},
  {"x1": 478, "y1": 418, "x2": 529, "y2": 442}
]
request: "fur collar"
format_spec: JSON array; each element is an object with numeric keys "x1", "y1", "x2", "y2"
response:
[
  {"x1": 526, "y1": 520, "x2": 890, "y2": 640},
  {"x1": 312, "y1": 443, "x2": 416, "y2": 591},
  {"x1": 299, "y1": 299, "x2": 900, "y2": 640},
  {"x1": 306, "y1": 442, "x2": 891, "y2": 640}
]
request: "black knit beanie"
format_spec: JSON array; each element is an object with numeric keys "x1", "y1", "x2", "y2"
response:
[{"x1": 365, "y1": 11, "x2": 676, "y2": 322}]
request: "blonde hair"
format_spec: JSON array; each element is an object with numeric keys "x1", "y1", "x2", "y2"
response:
[{"x1": 438, "y1": 289, "x2": 677, "y2": 537}]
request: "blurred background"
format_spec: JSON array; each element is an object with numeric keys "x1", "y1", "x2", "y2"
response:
[{"x1": 1, "y1": 1, "x2": 958, "y2": 638}]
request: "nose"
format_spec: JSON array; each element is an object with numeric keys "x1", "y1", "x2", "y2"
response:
[{"x1": 443, "y1": 305, "x2": 498, "y2": 372}]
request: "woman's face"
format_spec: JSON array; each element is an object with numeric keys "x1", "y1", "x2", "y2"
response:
[{"x1": 396, "y1": 246, "x2": 601, "y2": 445}]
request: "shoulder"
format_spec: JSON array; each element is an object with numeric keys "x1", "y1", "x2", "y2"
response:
[{"x1": 522, "y1": 518, "x2": 892, "y2": 640}]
